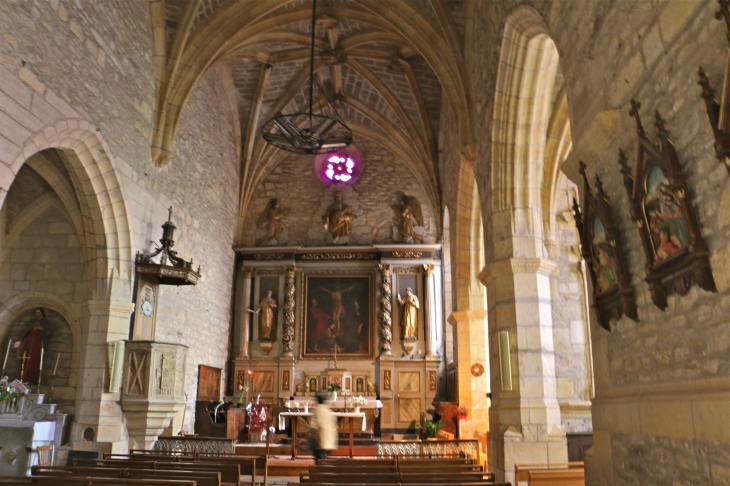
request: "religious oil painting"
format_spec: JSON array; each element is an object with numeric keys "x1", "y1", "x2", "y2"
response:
[
  {"x1": 302, "y1": 275, "x2": 372, "y2": 359},
  {"x1": 642, "y1": 167, "x2": 689, "y2": 264},
  {"x1": 590, "y1": 217, "x2": 618, "y2": 294}
]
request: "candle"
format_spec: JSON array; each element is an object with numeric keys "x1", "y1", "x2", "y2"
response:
[
  {"x1": 39, "y1": 347, "x2": 44, "y2": 371},
  {"x1": 53, "y1": 353, "x2": 60, "y2": 376},
  {"x1": 2, "y1": 339, "x2": 10, "y2": 370}
]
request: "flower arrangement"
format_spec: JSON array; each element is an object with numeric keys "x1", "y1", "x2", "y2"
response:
[
  {"x1": 0, "y1": 378, "x2": 18, "y2": 403},
  {"x1": 457, "y1": 406, "x2": 468, "y2": 420},
  {"x1": 327, "y1": 378, "x2": 342, "y2": 393},
  {"x1": 349, "y1": 395, "x2": 367, "y2": 408}
]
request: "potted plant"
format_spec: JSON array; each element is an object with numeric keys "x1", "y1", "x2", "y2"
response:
[
  {"x1": 327, "y1": 378, "x2": 342, "y2": 401},
  {"x1": 418, "y1": 418, "x2": 445, "y2": 439}
]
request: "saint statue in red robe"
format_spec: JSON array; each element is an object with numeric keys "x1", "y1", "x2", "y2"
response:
[{"x1": 14, "y1": 308, "x2": 49, "y2": 383}]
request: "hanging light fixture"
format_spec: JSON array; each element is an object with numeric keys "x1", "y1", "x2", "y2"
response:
[{"x1": 262, "y1": 0, "x2": 352, "y2": 154}]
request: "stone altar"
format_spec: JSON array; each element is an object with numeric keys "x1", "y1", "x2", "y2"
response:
[{"x1": 0, "y1": 393, "x2": 67, "y2": 474}]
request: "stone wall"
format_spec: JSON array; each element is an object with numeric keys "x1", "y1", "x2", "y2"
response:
[
  {"x1": 241, "y1": 138, "x2": 437, "y2": 247},
  {"x1": 465, "y1": 0, "x2": 730, "y2": 484},
  {"x1": 0, "y1": 0, "x2": 239, "y2": 439}
]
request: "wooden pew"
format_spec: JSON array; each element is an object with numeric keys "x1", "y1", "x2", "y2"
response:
[
  {"x1": 310, "y1": 463, "x2": 483, "y2": 473},
  {"x1": 118, "y1": 450, "x2": 269, "y2": 486},
  {"x1": 300, "y1": 470, "x2": 496, "y2": 483},
  {"x1": 71, "y1": 460, "x2": 240, "y2": 486},
  {"x1": 291, "y1": 483, "x2": 511, "y2": 486},
  {"x1": 31, "y1": 466, "x2": 219, "y2": 486},
  {"x1": 0, "y1": 477, "x2": 196, "y2": 485},
  {"x1": 515, "y1": 462, "x2": 585, "y2": 486}
]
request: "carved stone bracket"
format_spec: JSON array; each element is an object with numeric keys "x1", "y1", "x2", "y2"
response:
[
  {"x1": 378, "y1": 264, "x2": 393, "y2": 357},
  {"x1": 282, "y1": 266, "x2": 296, "y2": 356}
]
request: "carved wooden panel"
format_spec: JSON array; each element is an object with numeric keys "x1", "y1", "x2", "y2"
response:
[
  {"x1": 197, "y1": 365, "x2": 221, "y2": 401},
  {"x1": 281, "y1": 370, "x2": 290, "y2": 391},
  {"x1": 383, "y1": 370, "x2": 391, "y2": 391},
  {"x1": 125, "y1": 349, "x2": 149, "y2": 397},
  {"x1": 397, "y1": 398, "x2": 421, "y2": 423},
  {"x1": 398, "y1": 371, "x2": 420, "y2": 393},
  {"x1": 428, "y1": 371, "x2": 437, "y2": 391},
  {"x1": 252, "y1": 371, "x2": 274, "y2": 392},
  {"x1": 382, "y1": 401, "x2": 392, "y2": 425}
]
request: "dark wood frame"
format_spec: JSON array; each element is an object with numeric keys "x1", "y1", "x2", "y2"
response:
[
  {"x1": 618, "y1": 100, "x2": 716, "y2": 310},
  {"x1": 573, "y1": 161, "x2": 637, "y2": 330},
  {"x1": 698, "y1": 0, "x2": 730, "y2": 176},
  {"x1": 299, "y1": 272, "x2": 375, "y2": 360}
]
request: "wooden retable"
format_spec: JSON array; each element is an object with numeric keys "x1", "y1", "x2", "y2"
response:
[{"x1": 278, "y1": 411, "x2": 367, "y2": 458}]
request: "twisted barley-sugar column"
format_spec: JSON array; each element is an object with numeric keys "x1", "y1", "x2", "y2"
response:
[
  {"x1": 283, "y1": 266, "x2": 295, "y2": 355},
  {"x1": 379, "y1": 264, "x2": 393, "y2": 356}
]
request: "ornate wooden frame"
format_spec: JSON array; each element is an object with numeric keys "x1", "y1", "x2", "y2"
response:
[
  {"x1": 618, "y1": 100, "x2": 716, "y2": 310},
  {"x1": 698, "y1": 0, "x2": 730, "y2": 175},
  {"x1": 573, "y1": 162, "x2": 637, "y2": 330}
]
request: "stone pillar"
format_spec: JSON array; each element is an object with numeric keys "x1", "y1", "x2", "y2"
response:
[
  {"x1": 378, "y1": 264, "x2": 393, "y2": 357},
  {"x1": 282, "y1": 266, "x2": 295, "y2": 356},
  {"x1": 447, "y1": 310, "x2": 488, "y2": 439},
  {"x1": 423, "y1": 264, "x2": 438, "y2": 358},
  {"x1": 481, "y1": 258, "x2": 567, "y2": 485},
  {"x1": 70, "y1": 300, "x2": 134, "y2": 453},
  {"x1": 237, "y1": 267, "x2": 253, "y2": 358}
]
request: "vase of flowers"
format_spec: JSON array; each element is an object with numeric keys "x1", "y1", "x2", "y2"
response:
[
  {"x1": 327, "y1": 378, "x2": 342, "y2": 402},
  {"x1": 350, "y1": 395, "x2": 367, "y2": 413},
  {"x1": 0, "y1": 378, "x2": 18, "y2": 414}
]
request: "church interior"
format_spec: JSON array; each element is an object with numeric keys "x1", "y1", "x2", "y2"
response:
[{"x1": 0, "y1": 1, "x2": 728, "y2": 485}]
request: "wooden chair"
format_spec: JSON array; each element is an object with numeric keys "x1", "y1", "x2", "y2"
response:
[{"x1": 36, "y1": 445, "x2": 54, "y2": 466}]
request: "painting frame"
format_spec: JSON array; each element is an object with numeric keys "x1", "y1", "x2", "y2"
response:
[
  {"x1": 574, "y1": 161, "x2": 637, "y2": 330},
  {"x1": 299, "y1": 272, "x2": 375, "y2": 360},
  {"x1": 619, "y1": 100, "x2": 716, "y2": 310}
]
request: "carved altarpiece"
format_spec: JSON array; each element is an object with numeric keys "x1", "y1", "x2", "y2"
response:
[
  {"x1": 619, "y1": 100, "x2": 717, "y2": 310},
  {"x1": 573, "y1": 162, "x2": 637, "y2": 330}
]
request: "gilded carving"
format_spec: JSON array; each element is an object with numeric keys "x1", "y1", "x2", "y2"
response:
[
  {"x1": 254, "y1": 253, "x2": 285, "y2": 260},
  {"x1": 429, "y1": 370, "x2": 437, "y2": 391},
  {"x1": 283, "y1": 266, "x2": 296, "y2": 355},
  {"x1": 301, "y1": 252, "x2": 377, "y2": 260},
  {"x1": 383, "y1": 370, "x2": 392, "y2": 391},
  {"x1": 378, "y1": 264, "x2": 393, "y2": 354},
  {"x1": 391, "y1": 251, "x2": 423, "y2": 259},
  {"x1": 393, "y1": 267, "x2": 421, "y2": 274},
  {"x1": 282, "y1": 370, "x2": 290, "y2": 391}
]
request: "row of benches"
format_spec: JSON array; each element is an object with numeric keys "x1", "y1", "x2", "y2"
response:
[
  {"x1": 293, "y1": 457, "x2": 511, "y2": 486},
  {"x1": 1, "y1": 450, "x2": 269, "y2": 486}
]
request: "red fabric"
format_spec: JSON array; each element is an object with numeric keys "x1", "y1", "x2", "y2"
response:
[
  {"x1": 248, "y1": 404, "x2": 268, "y2": 432},
  {"x1": 19, "y1": 324, "x2": 45, "y2": 382}
]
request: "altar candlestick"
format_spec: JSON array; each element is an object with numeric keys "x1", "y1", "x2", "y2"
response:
[
  {"x1": 53, "y1": 353, "x2": 60, "y2": 376},
  {"x1": 39, "y1": 346, "x2": 44, "y2": 371},
  {"x1": 2, "y1": 339, "x2": 11, "y2": 371}
]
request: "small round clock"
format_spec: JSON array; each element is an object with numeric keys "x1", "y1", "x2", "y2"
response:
[{"x1": 141, "y1": 300, "x2": 154, "y2": 317}]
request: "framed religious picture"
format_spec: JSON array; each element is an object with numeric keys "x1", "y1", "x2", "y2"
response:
[
  {"x1": 619, "y1": 100, "x2": 716, "y2": 310},
  {"x1": 697, "y1": 1, "x2": 730, "y2": 176},
  {"x1": 574, "y1": 161, "x2": 637, "y2": 330},
  {"x1": 301, "y1": 274, "x2": 374, "y2": 359}
]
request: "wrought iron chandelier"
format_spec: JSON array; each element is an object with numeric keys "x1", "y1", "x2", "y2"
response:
[{"x1": 262, "y1": 0, "x2": 352, "y2": 154}]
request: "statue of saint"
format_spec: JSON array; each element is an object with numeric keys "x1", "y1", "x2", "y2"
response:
[
  {"x1": 256, "y1": 198, "x2": 288, "y2": 246},
  {"x1": 323, "y1": 192, "x2": 355, "y2": 238},
  {"x1": 255, "y1": 290, "x2": 277, "y2": 341},
  {"x1": 365, "y1": 376, "x2": 377, "y2": 395},
  {"x1": 397, "y1": 288, "x2": 419, "y2": 339},
  {"x1": 392, "y1": 193, "x2": 424, "y2": 243},
  {"x1": 13, "y1": 308, "x2": 50, "y2": 383}
]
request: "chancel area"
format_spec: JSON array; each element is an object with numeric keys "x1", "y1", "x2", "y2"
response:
[{"x1": 0, "y1": 1, "x2": 729, "y2": 485}]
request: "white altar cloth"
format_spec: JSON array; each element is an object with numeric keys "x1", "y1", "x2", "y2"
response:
[{"x1": 278, "y1": 411, "x2": 367, "y2": 431}]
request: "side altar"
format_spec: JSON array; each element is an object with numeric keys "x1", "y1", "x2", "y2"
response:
[{"x1": 231, "y1": 245, "x2": 445, "y2": 436}]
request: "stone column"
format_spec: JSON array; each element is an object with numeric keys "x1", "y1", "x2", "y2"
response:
[
  {"x1": 282, "y1": 266, "x2": 295, "y2": 356},
  {"x1": 378, "y1": 264, "x2": 393, "y2": 357},
  {"x1": 238, "y1": 267, "x2": 253, "y2": 358},
  {"x1": 447, "y1": 309, "x2": 488, "y2": 439},
  {"x1": 71, "y1": 300, "x2": 134, "y2": 453},
  {"x1": 480, "y1": 258, "x2": 567, "y2": 485},
  {"x1": 423, "y1": 264, "x2": 438, "y2": 358}
]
